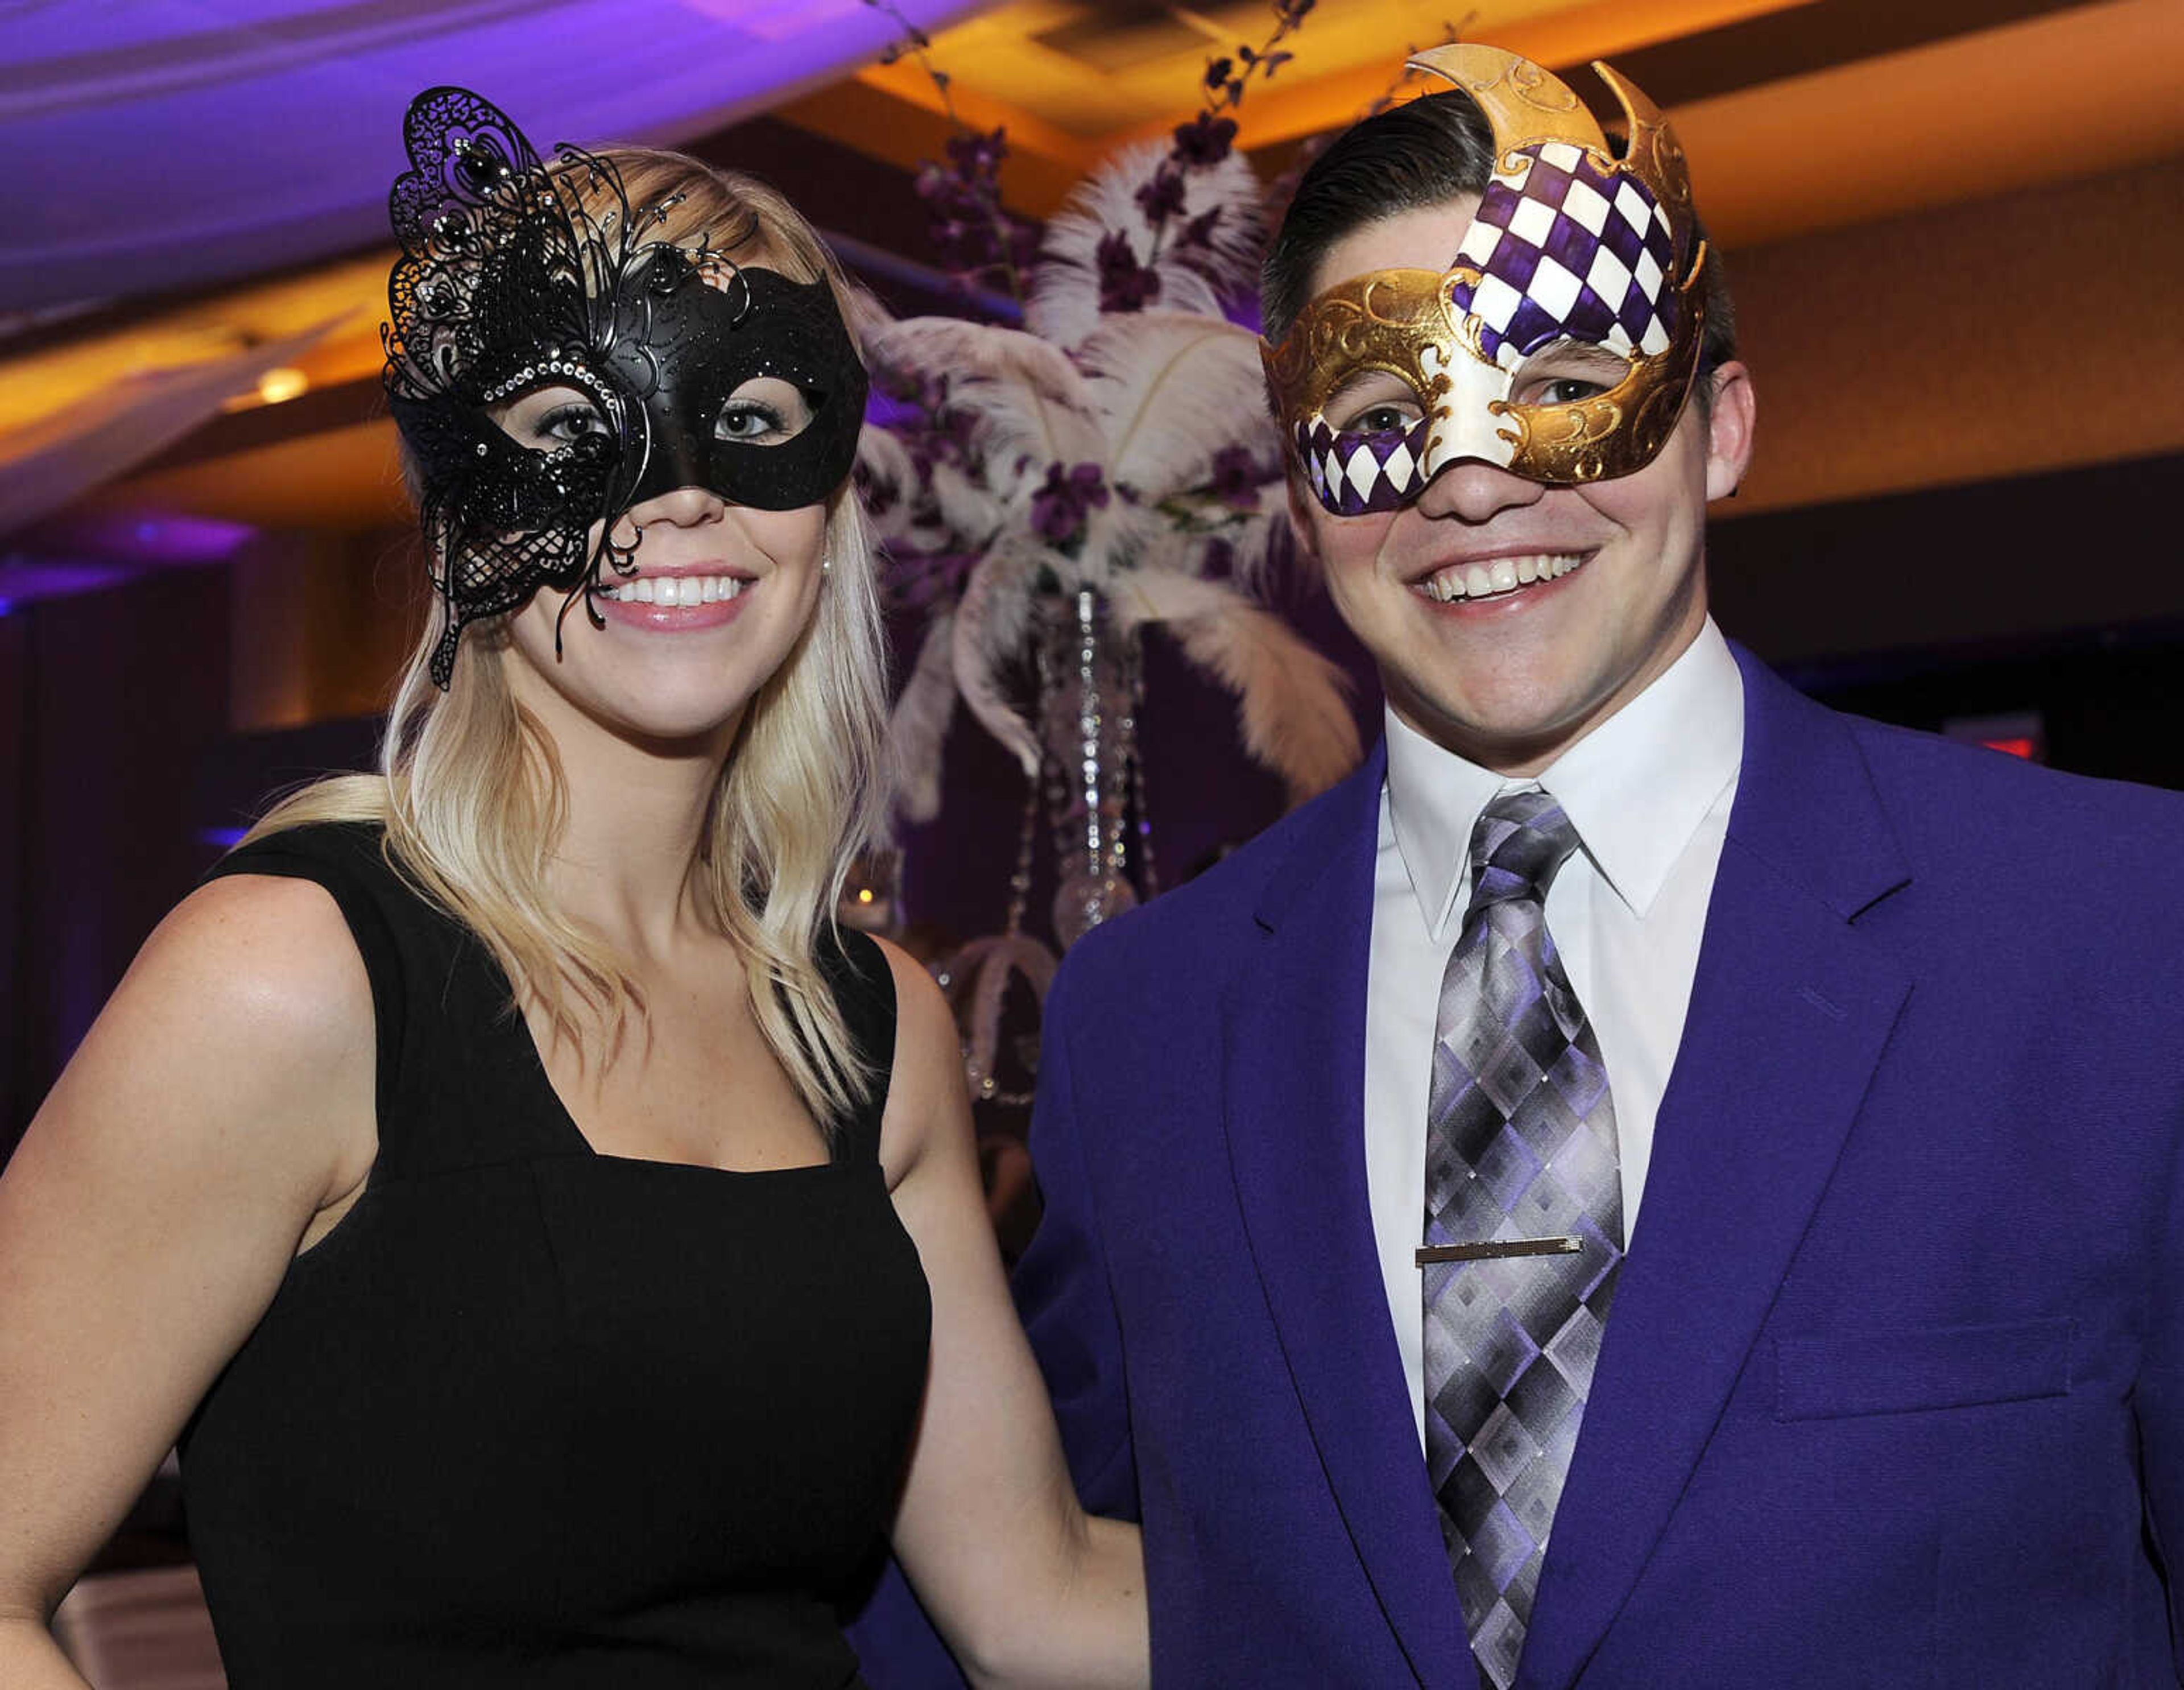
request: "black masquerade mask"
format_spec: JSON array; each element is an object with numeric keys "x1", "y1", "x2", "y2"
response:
[{"x1": 383, "y1": 86, "x2": 868, "y2": 686}]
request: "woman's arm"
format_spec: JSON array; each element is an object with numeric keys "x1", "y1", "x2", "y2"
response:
[
  {"x1": 874, "y1": 941, "x2": 1148, "y2": 1690},
  {"x1": 0, "y1": 877, "x2": 377, "y2": 1684}
]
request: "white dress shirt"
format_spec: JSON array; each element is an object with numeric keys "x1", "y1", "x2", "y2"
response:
[{"x1": 1364, "y1": 618, "x2": 1745, "y2": 1447}]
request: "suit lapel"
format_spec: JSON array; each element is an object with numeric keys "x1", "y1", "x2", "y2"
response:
[
  {"x1": 1222, "y1": 743, "x2": 1475, "y2": 1687},
  {"x1": 1517, "y1": 651, "x2": 1915, "y2": 1688}
]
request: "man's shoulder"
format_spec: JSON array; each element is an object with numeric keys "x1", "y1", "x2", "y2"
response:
[
  {"x1": 1740, "y1": 651, "x2": 2183, "y2": 879},
  {"x1": 1838, "y1": 705, "x2": 2184, "y2": 870}
]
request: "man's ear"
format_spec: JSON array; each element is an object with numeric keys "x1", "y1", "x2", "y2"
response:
[{"x1": 1703, "y1": 361, "x2": 1756, "y2": 502}]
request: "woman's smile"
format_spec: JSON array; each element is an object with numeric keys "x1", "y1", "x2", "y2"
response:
[{"x1": 590, "y1": 569, "x2": 757, "y2": 630}]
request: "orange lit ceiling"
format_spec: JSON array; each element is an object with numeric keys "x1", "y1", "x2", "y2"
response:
[
  {"x1": 796, "y1": 0, "x2": 1825, "y2": 172},
  {"x1": 11, "y1": 0, "x2": 2184, "y2": 539},
  {"x1": 786, "y1": 0, "x2": 2184, "y2": 242}
]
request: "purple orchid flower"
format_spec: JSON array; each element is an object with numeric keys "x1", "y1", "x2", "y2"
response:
[
  {"x1": 1030, "y1": 462, "x2": 1111, "y2": 547},
  {"x1": 1095, "y1": 232, "x2": 1161, "y2": 313}
]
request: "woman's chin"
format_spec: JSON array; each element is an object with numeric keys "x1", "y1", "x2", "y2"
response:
[{"x1": 584, "y1": 685, "x2": 756, "y2": 754}]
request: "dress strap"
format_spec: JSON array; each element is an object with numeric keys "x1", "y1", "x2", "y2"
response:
[
  {"x1": 202, "y1": 822, "x2": 509, "y2": 1176},
  {"x1": 819, "y1": 925, "x2": 898, "y2": 1164}
]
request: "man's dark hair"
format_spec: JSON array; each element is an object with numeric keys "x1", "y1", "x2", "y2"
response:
[{"x1": 1261, "y1": 89, "x2": 1738, "y2": 392}]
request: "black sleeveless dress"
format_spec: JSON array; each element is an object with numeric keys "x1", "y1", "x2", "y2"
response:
[{"x1": 178, "y1": 823, "x2": 932, "y2": 1687}]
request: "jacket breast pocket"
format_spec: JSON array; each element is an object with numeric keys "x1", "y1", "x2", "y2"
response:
[{"x1": 1773, "y1": 1317, "x2": 2075, "y2": 1421}]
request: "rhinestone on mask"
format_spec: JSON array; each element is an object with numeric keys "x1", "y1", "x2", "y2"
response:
[{"x1": 454, "y1": 139, "x2": 508, "y2": 194}]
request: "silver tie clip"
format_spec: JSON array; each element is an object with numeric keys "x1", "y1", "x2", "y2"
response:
[{"x1": 1416, "y1": 1236, "x2": 1582, "y2": 1266}]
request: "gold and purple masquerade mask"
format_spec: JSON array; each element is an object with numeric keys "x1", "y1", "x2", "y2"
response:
[{"x1": 1263, "y1": 44, "x2": 1710, "y2": 516}]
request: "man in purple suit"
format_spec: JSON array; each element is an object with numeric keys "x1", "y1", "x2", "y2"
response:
[{"x1": 858, "y1": 40, "x2": 2184, "y2": 1688}]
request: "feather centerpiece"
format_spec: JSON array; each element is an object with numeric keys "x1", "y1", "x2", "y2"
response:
[
  {"x1": 858, "y1": 20, "x2": 1357, "y2": 840},
  {"x1": 853, "y1": 0, "x2": 1345, "y2": 1137}
]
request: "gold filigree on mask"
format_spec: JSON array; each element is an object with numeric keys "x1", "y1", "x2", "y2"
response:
[
  {"x1": 1593, "y1": 61, "x2": 1695, "y2": 230},
  {"x1": 1491, "y1": 317, "x2": 1702, "y2": 484},
  {"x1": 1440, "y1": 271, "x2": 1503, "y2": 377},
  {"x1": 1414, "y1": 44, "x2": 1595, "y2": 147},
  {"x1": 1261, "y1": 268, "x2": 1461, "y2": 429}
]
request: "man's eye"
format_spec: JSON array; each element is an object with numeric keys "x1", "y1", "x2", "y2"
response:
[
  {"x1": 1534, "y1": 377, "x2": 1609, "y2": 405},
  {"x1": 715, "y1": 402, "x2": 788, "y2": 443},
  {"x1": 1336, "y1": 402, "x2": 1418, "y2": 435}
]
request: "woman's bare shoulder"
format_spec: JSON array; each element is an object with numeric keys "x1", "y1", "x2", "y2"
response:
[
  {"x1": 867, "y1": 932, "x2": 948, "y2": 1035},
  {"x1": 34, "y1": 873, "x2": 382, "y2": 1195},
  {"x1": 143, "y1": 871, "x2": 376, "y2": 1048},
  {"x1": 869, "y1": 935, "x2": 970, "y2": 1180},
  {"x1": 0, "y1": 875, "x2": 379, "y2": 1625}
]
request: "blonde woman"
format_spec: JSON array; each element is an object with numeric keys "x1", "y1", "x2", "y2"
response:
[{"x1": 0, "y1": 89, "x2": 1145, "y2": 1689}]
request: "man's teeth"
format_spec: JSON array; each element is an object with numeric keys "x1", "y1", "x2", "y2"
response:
[
  {"x1": 597, "y1": 575, "x2": 747, "y2": 607},
  {"x1": 1419, "y1": 553, "x2": 1585, "y2": 602}
]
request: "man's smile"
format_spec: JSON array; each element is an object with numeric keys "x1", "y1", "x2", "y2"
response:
[{"x1": 1410, "y1": 550, "x2": 1593, "y2": 604}]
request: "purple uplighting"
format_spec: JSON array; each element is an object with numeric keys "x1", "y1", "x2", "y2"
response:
[
  {"x1": 0, "y1": 515, "x2": 258, "y2": 609},
  {"x1": 6, "y1": 0, "x2": 993, "y2": 314},
  {"x1": 97, "y1": 514, "x2": 258, "y2": 565},
  {"x1": 0, "y1": 560, "x2": 140, "y2": 605}
]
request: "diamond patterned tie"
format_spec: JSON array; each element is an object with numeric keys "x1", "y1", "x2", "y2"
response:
[{"x1": 1422, "y1": 789, "x2": 1624, "y2": 1690}]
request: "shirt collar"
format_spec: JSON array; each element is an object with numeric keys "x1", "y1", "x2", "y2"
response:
[{"x1": 1385, "y1": 617, "x2": 1745, "y2": 940}]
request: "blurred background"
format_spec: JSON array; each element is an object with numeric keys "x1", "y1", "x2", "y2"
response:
[{"x1": 5, "y1": 1, "x2": 2182, "y2": 1676}]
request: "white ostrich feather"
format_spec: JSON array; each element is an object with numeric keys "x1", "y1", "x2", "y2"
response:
[
  {"x1": 1062, "y1": 499, "x2": 1163, "y2": 599},
  {"x1": 855, "y1": 424, "x2": 925, "y2": 544},
  {"x1": 1141, "y1": 478, "x2": 1286, "y2": 538},
  {"x1": 1219, "y1": 501, "x2": 1296, "y2": 593},
  {"x1": 1129, "y1": 503, "x2": 1276, "y2": 588},
  {"x1": 864, "y1": 316, "x2": 1101, "y2": 470},
  {"x1": 1169, "y1": 150, "x2": 1269, "y2": 291},
  {"x1": 961, "y1": 531, "x2": 1051, "y2": 664},
  {"x1": 1141, "y1": 482, "x2": 1296, "y2": 594},
  {"x1": 1111, "y1": 569, "x2": 1360, "y2": 806},
  {"x1": 864, "y1": 316, "x2": 1082, "y2": 401},
  {"x1": 1076, "y1": 313, "x2": 1283, "y2": 503},
  {"x1": 951, "y1": 546, "x2": 1041, "y2": 778},
  {"x1": 887, "y1": 608, "x2": 959, "y2": 823},
  {"x1": 857, "y1": 419, "x2": 917, "y2": 489},
  {"x1": 1028, "y1": 144, "x2": 1267, "y2": 349},
  {"x1": 962, "y1": 387, "x2": 1106, "y2": 487},
  {"x1": 925, "y1": 458, "x2": 1004, "y2": 550},
  {"x1": 1129, "y1": 523, "x2": 1204, "y2": 579}
]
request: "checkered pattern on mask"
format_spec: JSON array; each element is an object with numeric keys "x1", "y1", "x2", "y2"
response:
[
  {"x1": 1449, "y1": 142, "x2": 1678, "y2": 371},
  {"x1": 1296, "y1": 415, "x2": 1431, "y2": 516}
]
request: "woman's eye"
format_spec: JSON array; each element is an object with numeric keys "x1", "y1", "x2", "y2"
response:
[
  {"x1": 714, "y1": 377, "x2": 814, "y2": 445},
  {"x1": 715, "y1": 402, "x2": 788, "y2": 443},
  {"x1": 537, "y1": 403, "x2": 609, "y2": 444}
]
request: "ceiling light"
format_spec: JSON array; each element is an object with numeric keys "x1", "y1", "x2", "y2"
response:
[{"x1": 254, "y1": 367, "x2": 309, "y2": 405}]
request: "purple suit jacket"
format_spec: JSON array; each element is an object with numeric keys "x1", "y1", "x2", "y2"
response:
[{"x1": 854, "y1": 648, "x2": 2184, "y2": 1686}]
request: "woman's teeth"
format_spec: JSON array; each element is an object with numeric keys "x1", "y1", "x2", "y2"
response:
[
  {"x1": 1419, "y1": 552, "x2": 1585, "y2": 602},
  {"x1": 597, "y1": 575, "x2": 746, "y2": 606}
]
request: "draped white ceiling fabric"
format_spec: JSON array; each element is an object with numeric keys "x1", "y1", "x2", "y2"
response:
[
  {"x1": 0, "y1": 314, "x2": 338, "y2": 535},
  {"x1": 0, "y1": 0, "x2": 989, "y2": 315}
]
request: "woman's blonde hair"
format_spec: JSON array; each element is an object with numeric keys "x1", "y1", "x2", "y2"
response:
[{"x1": 251, "y1": 148, "x2": 891, "y2": 1135}]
